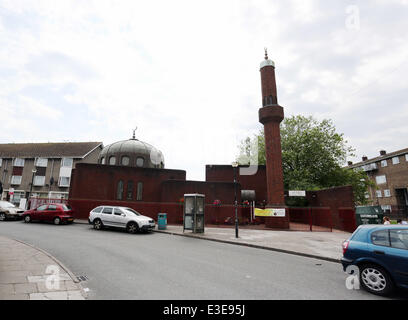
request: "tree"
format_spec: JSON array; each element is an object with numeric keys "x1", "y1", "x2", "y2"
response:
[{"x1": 237, "y1": 115, "x2": 373, "y2": 205}]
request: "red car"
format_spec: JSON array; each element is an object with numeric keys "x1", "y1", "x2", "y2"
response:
[{"x1": 22, "y1": 203, "x2": 75, "y2": 225}]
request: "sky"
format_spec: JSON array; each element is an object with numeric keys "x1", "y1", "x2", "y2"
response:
[{"x1": 0, "y1": 0, "x2": 407, "y2": 181}]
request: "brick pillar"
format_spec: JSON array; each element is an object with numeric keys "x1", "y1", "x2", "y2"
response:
[{"x1": 258, "y1": 52, "x2": 289, "y2": 229}]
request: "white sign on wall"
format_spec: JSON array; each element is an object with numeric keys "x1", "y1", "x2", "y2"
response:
[{"x1": 289, "y1": 190, "x2": 306, "y2": 197}]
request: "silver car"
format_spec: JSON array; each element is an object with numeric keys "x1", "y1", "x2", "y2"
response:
[
  {"x1": 88, "y1": 206, "x2": 155, "y2": 234},
  {"x1": 0, "y1": 201, "x2": 25, "y2": 221}
]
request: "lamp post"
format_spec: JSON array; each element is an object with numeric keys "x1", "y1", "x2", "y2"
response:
[
  {"x1": 232, "y1": 161, "x2": 239, "y2": 238},
  {"x1": 28, "y1": 169, "x2": 37, "y2": 209}
]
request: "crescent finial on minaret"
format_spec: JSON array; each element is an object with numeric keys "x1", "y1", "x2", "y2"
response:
[
  {"x1": 264, "y1": 48, "x2": 268, "y2": 60},
  {"x1": 132, "y1": 127, "x2": 137, "y2": 139}
]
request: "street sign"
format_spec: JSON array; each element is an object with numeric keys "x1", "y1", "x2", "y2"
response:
[
  {"x1": 9, "y1": 188, "x2": 14, "y2": 195},
  {"x1": 288, "y1": 190, "x2": 306, "y2": 197},
  {"x1": 255, "y1": 208, "x2": 286, "y2": 217}
]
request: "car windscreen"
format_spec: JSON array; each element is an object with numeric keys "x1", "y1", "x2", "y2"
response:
[
  {"x1": 124, "y1": 208, "x2": 141, "y2": 216},
  {"x1": 0, "y1": 201, "x2": 15, "y2": 208}
]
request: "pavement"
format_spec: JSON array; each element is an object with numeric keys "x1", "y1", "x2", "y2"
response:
[{"x1": 0, "y1": 235, "x2": 86, "y2": 300}]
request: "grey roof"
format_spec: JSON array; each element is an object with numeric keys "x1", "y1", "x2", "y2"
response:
[
  {"x1": 0, "y1": 142, "x2": 103, "y2": 158},
  {"x1": 100, "y1": 138, "x2": 164, "y2": 164},
  {"x1": 348, "y1": 147, "x2": 408, "y2": 168}
]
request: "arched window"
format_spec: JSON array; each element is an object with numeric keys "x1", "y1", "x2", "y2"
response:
[
  {"x1": 121, "y1": 156, "x2": 130, "y2": 166},
  {"x1": 109, "y1": 156, "x2": 116, "y2": 165},
  {"x1": 100, "y1": 157, "x2": 105, "y2": 164},
  {"x1": 136, "y1": 157, "x2": 144, "y2": 167},
  {"x1": 127, "y1": 181, "x2": 133, "y2": 200},
  {"x1": 117, "y1": 180, "x2": 124, "y2": 200},
  {"x1": 268, "y1": 95, "x2": 274, "y2": 105},
  {"x1": 263, "y1": 96, "x2": 267, "y2": 106},
  {"x1": 136, "y1": 182, "x2": 143, "y2": 201}
]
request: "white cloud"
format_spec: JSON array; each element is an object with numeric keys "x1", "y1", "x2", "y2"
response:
[{"x1": 0, "y1": 0, "x2": 407, "y2": 178}]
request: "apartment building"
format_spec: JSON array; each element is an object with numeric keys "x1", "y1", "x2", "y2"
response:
[
  {"x1": 0, "y1": 142, "x2": 102, "y2": 205},
  {"x1": 347, "y1": 148, "x2": 408, "y2": 217}
]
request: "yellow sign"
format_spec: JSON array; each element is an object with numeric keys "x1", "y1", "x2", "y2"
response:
[{"x1": 255, "y1": 208, "x2": 286, "y2": 217}]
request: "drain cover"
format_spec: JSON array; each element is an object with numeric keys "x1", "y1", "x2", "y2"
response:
[{"x1": 76, "y1": 275, "x2": 88, "y2": 282}]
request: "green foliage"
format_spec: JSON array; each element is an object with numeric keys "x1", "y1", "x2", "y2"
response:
[{"x1": 237, "y1": 115, "x2": 371, "y2": 205}]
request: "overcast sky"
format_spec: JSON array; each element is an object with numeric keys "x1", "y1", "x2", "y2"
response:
[{"x1": 0, "y1": 0, "x2": 407, "y2": 181}]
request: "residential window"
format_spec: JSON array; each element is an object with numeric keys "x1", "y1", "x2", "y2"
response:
[
  {"x1": 381, "y1": 160, "x2": 387, "y2": 167},
  {"x1": 0, "y1": 158, "x2": 2, "y2": 167},
  {"x1": 121, "y1": 156, "x2": 130, "y2": 166},
  {"x1": 58, "y1": 177, "x2": 70, "y2": 187},
  {"x1": 117, "y1": 180, "x2": 124, "y2": 200},
  {"x1": 406, "y1": 154, "x2": 408, "y2": 162},
  {"x1": 109, "y1": 156, "x2": 116, "y2": 165},
  {"x1": 33, "y1": 176, "x2": 45, "y2": 186},
  {"x1": 392, "y1": 157, "x2": 400, "y2": 165},
  {"x1": 384, "y1": 189, "x2": 391, "y2": 197},
  {"x1": 100, "y1": 157, "x2": 105, "y2": 164},
  {"x1": 14, "y1": 158, "x2": 25, "y2": 167},
  {"x1": 36, "y1": 158, "x2": 48, "y2": 167},
  {"x1": 136, "y1": 157, "x2": 144, "y2": 167},
  {"x1": 375, "y1": 175, "x2": 386, "y2": 185},
  {"x1": 376, "y1": 190, "x2": 382, "y2": 198},
  {"x1": 61, "y1": 158, "x2": 73, "y2": 168},
  {"x1": 127, "y1": 181, "x2": 133, "y2": 200},
  {"x1": 10, "y1": 176, "x2": 22, "y2": 185},
  {"x1": 136, "y1": 182, "x2": 143, "y2": 201}
]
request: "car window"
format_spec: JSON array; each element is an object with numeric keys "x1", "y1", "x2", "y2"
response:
[
  {"x1": 390, "y1": 230, "x2": 408, "y2": 250},
  {"x1": 37, "y1": 205, "x2": 48, "y2": 211},
  {"x1": 92, "y1": 206, "x2": 103, "y2": 213},
  {"x1": 102, "y1": 207, "x2": 113, "y2": 215},
  {"x1": 0, "y1": 201, "x2": 15, "y2": 208},
  {"x1": 114, "y1": 208, "x2": 123, "y2": 216},
  {"x1": 123, "y1": 208, "x2": 141, "y2": 216},
  {"x1": 48, "y1": 205, "x2": 57, "y2": 211},
  {"x1": 62, "y1": 204, "x2": 71, "y2": 211},
  {"x1": 371, "y1": 230, "x2": 390, "y2": 247}
]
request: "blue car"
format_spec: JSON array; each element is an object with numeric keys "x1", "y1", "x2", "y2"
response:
[{"x1": 341, "y1": 224, "x2": 408, "y2": 296}]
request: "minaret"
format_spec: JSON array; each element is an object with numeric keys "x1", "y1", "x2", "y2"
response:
[{"x1": 258, "y1": 49, "x2": 289, "y2": 229}]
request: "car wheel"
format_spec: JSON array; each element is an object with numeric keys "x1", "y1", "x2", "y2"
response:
[
  {"x1": 24, "y1": 215, "x2": 31, "y2": 223},
  {"x1": 359, "y1": 264, "x2": 394, "y2": 296},
  {"x1": 53, "y1": 217, "x2": 61, "y2": 225},
  {"x1": 127, "y1": 222, "x2": 139, "y2": 234},
  {"x1": 93, "y1": 219, "x2": 103, "y2": 230},
  {"x1": 0, "y1": 213, "x2": 6, "y2": 221}
]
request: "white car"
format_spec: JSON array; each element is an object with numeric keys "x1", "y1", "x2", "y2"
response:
[
  {"x1": 0, "y1": 201, "x2": 25, "y2": 221},
  {"x1": 88, "y1": 206, "x2": 155, "y2": 233}
]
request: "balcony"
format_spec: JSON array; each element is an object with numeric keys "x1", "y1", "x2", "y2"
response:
[{"x1": 362, "y1": 163, "x2": 378, "y2": 172}]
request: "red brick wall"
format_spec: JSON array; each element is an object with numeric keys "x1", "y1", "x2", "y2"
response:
[
  {"x1": 68, "y1": 198, "x2": 248, "y2": 225},
  {"x1": 69, "y1": 163, "x2": 186, "y2": 201},
  {"x1": 205, "y1": 165, "x2": 267, "y2": 204},
  {"x1": 306, "y1": 185, "x2": 355, "y2": 230}
]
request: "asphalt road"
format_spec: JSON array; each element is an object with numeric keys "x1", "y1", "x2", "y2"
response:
[{"x1": 0, "y1": 221, "x2": 406, "y2": 300}]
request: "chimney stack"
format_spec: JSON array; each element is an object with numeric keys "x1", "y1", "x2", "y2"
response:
[
  {"x1": 380, "y1": 150, "x2": 386, "y2": 156},
  {"x1": 362, "y1": 156, "x2": 368, "y2": 161}
]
